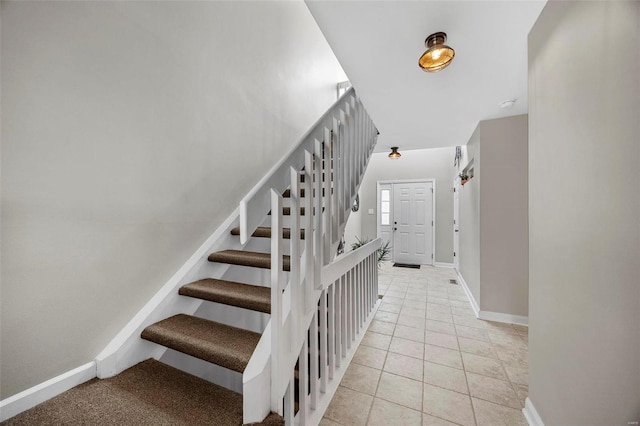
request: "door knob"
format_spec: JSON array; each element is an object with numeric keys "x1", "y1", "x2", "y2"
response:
[
  {"x1": 394, "y1": 228, "x2": 397, "y2": 231},
  {"x1": 455, "y1": 229, "x2": 459, "y2": 232}
]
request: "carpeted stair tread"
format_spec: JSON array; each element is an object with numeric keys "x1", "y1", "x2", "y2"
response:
[
  {"x1": 209, "y1": 250, "x2": 291, "y2": 271},
  {"x1": 230, "y1": 226, "x2": 305, "y2": 240},
  {"x1": 1, "y1": 359, "x2": 283, "y2": 426},
  {"x1": 141, "y1": 314, "x2": 260, "y2": 373},
  {"x1": 179, "y1": 279, "x2": 271, "y2": 314}
]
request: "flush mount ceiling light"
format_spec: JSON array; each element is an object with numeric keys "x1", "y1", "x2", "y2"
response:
[
  {"x1": 389, "y1": 147, "x2": 401, "y2": 159},
  {"x1": 418, "y1": 32, "x2": 455, "y2": 72},
  {"x1": 499, "y1": 99, "x2": 517, "y2": 109}
]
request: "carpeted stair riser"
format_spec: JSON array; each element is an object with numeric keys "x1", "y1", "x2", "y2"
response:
[
  {"x1": 230, "y1": 226, "x2": 305, "y2": 240},
  {"x1": 141, "y1": 314, "x2": 260, "y2": 373},
  {"x1": 179, "y1": 279, "x2": 271, "y2": 314},
  {"x1": 209, "y1": 250, "x2": 291, "y2": 271}
]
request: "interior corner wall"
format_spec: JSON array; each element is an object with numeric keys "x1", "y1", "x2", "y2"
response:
[
  {"x1": 458, "y1": 115, "x2": 528, "y2": 318},
  {"x1": 479, "y1": 115, "x2": 528, "y2": 317},
  {"x1": 458, "y1": 127, "x2": 481, "y2": 305},
  {"x1": 356, "y1": 147, "x2": 456, "y2": 264},
  {"x1": 0, "y1": 1, "x2": 346, "y2": 399},
  {"x1": 528, "y1": 1, "x2": 640, "y2": 424}
]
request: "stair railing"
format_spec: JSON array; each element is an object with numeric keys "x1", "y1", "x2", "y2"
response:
[{"x1": 241, "y1": 88, "x2": 379, "y2": 424}]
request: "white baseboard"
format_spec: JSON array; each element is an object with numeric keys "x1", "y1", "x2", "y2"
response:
[
  {"x1": 434, "y1": 262, "x2": 454, "y2": 268},
  {"x1": 478, "y1": 310, "x2": 529, "y2": 326},
  {"x1": 0, "y1": 362, "x2": 96, "y2": 422},
  {"x1": 454, "y1": 269, "x2": 528, "y2": 326},
  {"x1": 523, "y1": 397, "x2": 544, "y2": 426},
  {"x1": 454, "y1": 269, "x2": 479, "y2": 316}
]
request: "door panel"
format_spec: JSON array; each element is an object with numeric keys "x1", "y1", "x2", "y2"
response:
[
  {"x1": 416, "y1": 232, "x2": 426, "y2": 254},
  {"x1": 399, "y1": 232, "x2": 410, "y2": 254},
  {"x1": 415, "y1": 200, "x2": 426, "y2": 225}
]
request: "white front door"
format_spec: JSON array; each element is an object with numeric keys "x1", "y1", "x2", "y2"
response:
[{"x1": 393, "y1": 182, "x2": 434, "y2": 265}]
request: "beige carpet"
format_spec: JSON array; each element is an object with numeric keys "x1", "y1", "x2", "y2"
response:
[{"x1": 1, "y1": 359, "x2": 283, "y2": 426}]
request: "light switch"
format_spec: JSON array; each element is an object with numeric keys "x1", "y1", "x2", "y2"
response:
[{"x1": 368, "y1": 209, "x2": 374, "y2": 215}]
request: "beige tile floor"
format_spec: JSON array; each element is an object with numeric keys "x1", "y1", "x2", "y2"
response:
[{"x1": 321, "y1": 263, "x2": 529, "y2": 426}]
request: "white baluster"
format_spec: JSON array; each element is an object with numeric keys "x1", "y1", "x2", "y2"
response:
[
  {"x1": 310, "y1": 307, "x2": 318, "y2": 410},
  {"x1": 284, "y1": 376, "x2": 295, "y2": 425},
  {"x1": 323, "y1": 127, "x2": 332, "y2": 262},
  {"x1": 374, "y1": 254, "x2": 378, "y2": 306},
  {"x1": 328, "y1": 282, "x2": 336, "y2": 377},
  {"x1": 313, "y1": 139, "x2": 323, "y2": 292},
  {"x1": 370, "y1": 255, "x2": 375, "y2": 309},
  {"x1": 270, "y1": 189, "x2": 283, "y2": 413},
  {"x1": 343, "y1": 102, "x2": 352, "y2": 208},
  {"x1": 331, "y1": 118, "x2": 340, "y2": 243},
  {"x1": 359, "y1": 261, "x2": 364, "y2": 329},
  {"x1": 355, "y1": 263, "x2": 360, "y2": 334},
  {"x1": 347, "y1": 269, "x2": 353, "y2": 348},
  {"x1": 360, "y1": 260, "x2": 364, "y2": 326},
  {"x1": 337, "y1": 117, "x2": 345, "y2": 227},
  {"x1": 289, "y1": 167, "x2": 301, "y2": 351},
  {"x1": 304, "y1": 150, "x2": 314, "y2": 307},
  {"x1": 367, "y1": 260, "x2": 371, "y2": 313},
  {"x1": 319, "y1": 288, "x2": 328, "y2": 393},
  {"x1": 335, "y1": 278, "x2": 342, "y2": 367},
  {"x1": 298, "y1": 334, "x2": 309, "y2": 425},
  {"x1": 341, "y1": 275, "x2": 347, "y2": 357}
]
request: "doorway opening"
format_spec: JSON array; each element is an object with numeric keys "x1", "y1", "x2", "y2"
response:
[{"x1": 377, "y1": 179, "x2": 436, "y2": 266}]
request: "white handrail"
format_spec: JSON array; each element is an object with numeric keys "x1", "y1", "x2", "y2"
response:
[{"x1": 322, "y1": 239, "x2": 381, "y2": 287}]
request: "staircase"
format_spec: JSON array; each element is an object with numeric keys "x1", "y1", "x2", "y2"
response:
[{"x1": 95, "y1": 88, "x2": 380, "y2": 425}]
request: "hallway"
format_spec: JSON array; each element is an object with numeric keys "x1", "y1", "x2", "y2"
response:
[{"x1": 321, "y1": 264, "x2": 528, "y2": 426}]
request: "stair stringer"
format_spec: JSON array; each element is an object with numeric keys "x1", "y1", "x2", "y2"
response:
[{"x1": 95, "y1": 207, "x2": 248, "y2": 379}]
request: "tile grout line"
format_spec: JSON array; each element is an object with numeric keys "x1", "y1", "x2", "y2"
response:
[{"x1": 363, "y1": 346, "x2": 387, "y2": 426}]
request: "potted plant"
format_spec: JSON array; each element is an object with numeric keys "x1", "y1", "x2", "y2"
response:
[{"x1": 351, "y1": 237, "x2": 392, "y2": 267}]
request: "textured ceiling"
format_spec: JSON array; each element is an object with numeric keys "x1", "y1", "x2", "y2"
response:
[{"x1": 306, "y1": 0, "x2": 546, "y2": 152}]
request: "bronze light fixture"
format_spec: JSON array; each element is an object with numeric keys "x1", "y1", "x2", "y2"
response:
[
  {"x1": 389, "y1": 147, "x2": 401, "y2": 159},
  {"x1": 418, "y1": 32, "x2": 455, "y2": 72}
]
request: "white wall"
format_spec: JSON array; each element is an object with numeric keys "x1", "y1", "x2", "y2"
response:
[
  {"x1": 479, "y1": 115, "x2": 528, "y2": 317},
  {"x1": 528, "y1": 1, "x2": 640, "y2": 424},
  {"x1": 458, "y1": 115, "x2": 528, "y2": 318},
  {"x1": 355, "y1": 147, "x2": 456, "y2": 264},
  {"x1": 0, "y1": 0, "x2": 346, "y2": 399}
]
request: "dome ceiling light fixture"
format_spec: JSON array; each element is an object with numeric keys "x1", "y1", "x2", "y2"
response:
[
  {"x1": 418, "y1": 32, "x2": 455, "y2": 72},
  {"x1": 499, "y1": 99, "x2": 517, "y2": 109},
  {"x1": 389, "y1": 147, "x2": 401, "y2": 159}
]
